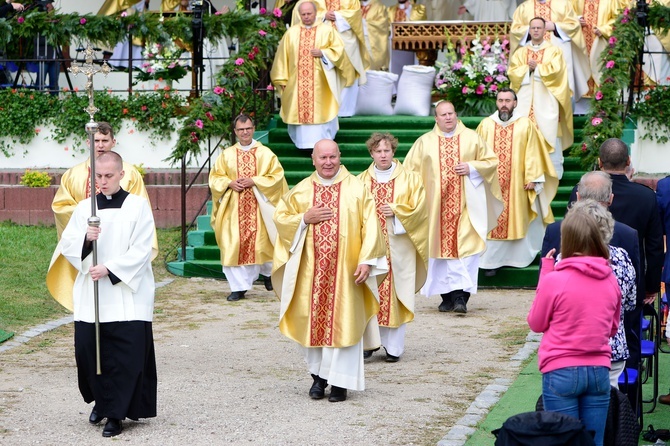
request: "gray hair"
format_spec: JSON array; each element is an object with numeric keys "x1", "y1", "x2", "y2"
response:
[
  {"x1": 577, "y1": 171, "x2": 612, "y2": 204},
  {"x1": 567, "y1": 198, "x2": 614, "y2": 244}
]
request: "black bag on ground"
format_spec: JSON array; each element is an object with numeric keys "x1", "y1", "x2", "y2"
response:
[
  {"x1": 535, "y1": 387, "x2": 639, "y2": 446},
  {"x1": 492, "y1": 410, "x2": 596, "y2": 446}
]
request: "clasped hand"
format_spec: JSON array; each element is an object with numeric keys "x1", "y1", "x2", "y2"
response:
[
  {"x1": 304, "y1": 203, "x2": 333, "y2": 224},
  {"x1": 229, "y1": 178, "x2": 255, "y2": 192}
]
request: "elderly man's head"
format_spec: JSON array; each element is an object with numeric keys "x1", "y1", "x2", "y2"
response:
[
  {"x1": 312, "y1": 139, "x2": 341, "y2": 179},
  {"x1": 576, "y1": 171, "x2": 613, "y2": 206}
]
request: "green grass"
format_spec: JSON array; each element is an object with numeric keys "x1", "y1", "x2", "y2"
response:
[{"x1": 0, "y1": 222, "x2": 182, "y2": 336}]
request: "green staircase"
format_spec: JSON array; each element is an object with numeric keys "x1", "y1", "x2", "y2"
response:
[{"x1": 167, "y1": 115, "x2": 588, "y2": 288}]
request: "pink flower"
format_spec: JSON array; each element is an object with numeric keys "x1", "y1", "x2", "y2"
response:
[
  {"x1": 205, "y1": 111, "x2": 214, "y2": 121},
  {"x1": 260, "y1": 7, "x2": 267, "y2": 14},
  {"x1": 484, "y1": 75, "x2": 493, "y2": 83},
  {"x1": 80, "y1": 18, "x2": 87, "y2": 25},
  {"x1": 462, "y1": 86, "x2": 469, "y2": 94},
  {"x1": 273, "y1": 8, "x2": 282, "y2": 17},
  {"x1": 248, "y1": 52, "x2": 256, "y2": 60},
  {"x1": 252, "y1": 46, "x2": 260, "y2": 54},
  {"x1": 168, "y1": 63, "x2": 176, "y2": 69},
  {"x1": 235, "y1": 58, "x2": 244, "y2": 66},
  {"x1": 195, "y1": 119, "x2": 204, "y2": 129},
  {"x1": 459, "y1": 46, "x2": 467, "y2": 55},
  {"x1": 267, "y1": 84, "x2": 274, "y2": 91},
  {"x1": 121, "y1": 11, "x2": 127, "y2": 17},
  {"x1": 215, "y1": 10, "x2": 223, "y2": 15},
  {"x1": 270, "y1": 21, "x2": 277, "y2": 28},
  {"x1": 581, "y1": 143, "x2": 587, "y2": 152},
  {"x1": 591, "y1": 117, "x2": 602, "y2": 126},
  {"x1": 190, "y1": 131, "x2": 198, "y2": 143},
  {"x1": 595, "y1": 91, "x2": 604, "y2": 100},
  {"x1": 452, "y1": 61, "x2": 462, "y2": 70},
  {"x1": 476, "y1": 84, "x2": 486, "y2": 95},
  {"x1": 141, "y1": 105, "x2": 148, "y2": 111},
  {"x1": 621, "y1": 17, "x2": 629, "y2": 24},
  {"x1": 489, "y1": 85, "x2": 498, "y2": 92},
  {"x1": 609, "y1": 36, "x2": 617, "y2": 46},
  {"x1": 623, "y1": 7, "x2": 630, "y2": 15},
  {"x1": 213, "y1": 86, "x2": 224, "y2": 95},
  {"x1": 605, "y1": 60, "x2": 615, "y2": 69},
  {"x1": 259, "y1": 30, "x2": 267, "y2": 36},
  {"x1": 17, "y1": 17, "x2": 24, "y2": 24}
]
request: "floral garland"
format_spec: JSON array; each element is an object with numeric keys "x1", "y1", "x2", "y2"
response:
[
  {"x1": 0, "y1": 8, "x2": 285, "y2": 165},
  {"x1": 575, "y1": 3, "x2": 670, "y2": 169}
]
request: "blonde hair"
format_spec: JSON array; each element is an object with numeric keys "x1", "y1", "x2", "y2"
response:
[
  {"x1": 365, "y1": 132, "x2": 398, "y2": 155},
  {"x1": 560, "y1": 204, "x2": 610, "y2": 259}
]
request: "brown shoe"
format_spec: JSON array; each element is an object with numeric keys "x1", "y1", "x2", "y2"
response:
[{"x1": 659, "y1": 394, "x2": 670, "y2": 405}]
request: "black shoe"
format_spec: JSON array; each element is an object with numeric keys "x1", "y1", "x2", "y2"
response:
[
  {"x1": 89, "y1": 408, "x2": 104, "y2": 425},
  {"x1": 227, "y1": 291, "x2": 246, "y2": 301},
  {"x1": 454, "y1": 295, "x2": 467, "y2": 314},
  {"x1": 102, "y1": 418, "x2": 122, "y2": 437},
  {"x1": 438, "y1": 293, "x2": 455, "y2": 312},
  {"x1": 385, "y1": 353, "x2": 400, "y2": 362},
  {"x1": 262, "y1": 275, "x2": 273, "y2": 291},
  {"x1": 363, "y1": 347, "x2": 379, "y2": 359},
  {"x1": 328, "y1": 386, "x2": 347, "y2": 402},
  {"x1": 309, "y1": 374, "x2": 328, "y2": 399}
]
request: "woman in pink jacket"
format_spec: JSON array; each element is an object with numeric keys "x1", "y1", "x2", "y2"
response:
[{"x1": 528, "y1": 206, "x2": 621, "y2": 446}]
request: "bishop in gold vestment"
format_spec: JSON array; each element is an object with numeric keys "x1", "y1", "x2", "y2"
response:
[
  {"x1": 404, "y1": 101, "x2": 502, "y2": 314},
  {"x1": 358, "y1": 133, "x2": 427, "y2": 361},
  {"x1": 511, "y1": 0, "x2": 591, "y2": 101},
  {"x1": 272, "y1": 140, "x2": 386, "y2": 400},
  {"x1": 209, "y1": 115, "x2": 288, "y2": 301},
  {"x1": 271, "y1": 2, "x2": 353, "y2": 149},
  {"x1": 476, "y1": 89, "x2": 558, "y2": 271},
  {"x1": 508, "y1": 30, "x2": 573, "y2": 178}
]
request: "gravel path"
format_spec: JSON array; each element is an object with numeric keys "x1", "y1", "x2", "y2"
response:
[{"x1": 0, "y1": 277, "x2": 536, "y2": 446}]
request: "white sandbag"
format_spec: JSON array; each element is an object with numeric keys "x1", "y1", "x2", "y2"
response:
[
  {"x1": 354, "y1": 70, "x2": 398, "y2": 116},
  {"x1": 394, "y1": 65, "x2": 436, "y2": 116}
]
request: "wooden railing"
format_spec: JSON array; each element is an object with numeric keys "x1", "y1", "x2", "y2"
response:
[{"x1": 391, "y1": 20, "x2": 511, "y2": 66}]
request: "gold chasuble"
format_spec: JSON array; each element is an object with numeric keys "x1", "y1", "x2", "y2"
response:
[
  {"x1": 387, "y1": 2, "x2": 427, "y2": 22},
  {"x1": 508, "y1": 41, "x2": 574, "y2": 151},
  {"x1": 209, "y1": 142, "x2": 288, "y2": 267},
  {"x1": 510, "y1": 0, "x2": 585, "y2": 54},
  {"x1": 273, "y1": 167, "x2": 387, "y2": 348},
  {"x1": 360, "y1": 0, "x2": 390, "y2": 71},
  {"x1": 476, "y1": 115, "x2": 558, "y2": 240},
  {"x1": 47, "y1": 159, "x2": 157, "y2": 312},
  {"x1": 571, "y1": 0, "x2": 620, "y2": 89},
  {"x1": 403, "y1": 122, "x2": 502, "y2": 260},
  {"x1": 358, "y1": 162, "x2": 428, "y2": 328},
  {"x1": 271, "y1": 21, "x2": 353, "y2": 125}
]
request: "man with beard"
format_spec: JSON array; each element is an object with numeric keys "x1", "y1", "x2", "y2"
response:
[
  {"x1": 508, "y1": 17, "x2": 573, "y2": 178},
  {"x1": 404, "y1": 101, "x2": 502, "y2": 315},
  {"x1": 476, "y1": 88, "x2": 558, "y2": 275}
]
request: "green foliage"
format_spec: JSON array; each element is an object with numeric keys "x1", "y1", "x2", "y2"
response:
[
  {"x1": 19, "y1": 170, "x2": 52, "y2": 187},
  {"x1": 0, "y1": 8, "x2": 286, "y2": 165},
  {"x1": 575, "y1": 3, "x2": 668, "y2": 168},
  {"x1": 0, "y1": 90, "x2": 58, "y2": 157},
  {"x1": 634, "y1": 86, "x2": 670, "y2": 144}
]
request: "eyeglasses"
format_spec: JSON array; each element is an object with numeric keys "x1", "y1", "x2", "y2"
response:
[{"x1": 235, "y1": 127, "x2": 254, "y2": 132}]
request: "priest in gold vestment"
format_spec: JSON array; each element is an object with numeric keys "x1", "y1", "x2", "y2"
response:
[
  {"x1": 360, "y1": 0, "x2": 390, "y2": 71},
  {"x1": 209, "y1": 114, "x2": 288, "y2": 302},
  {"x1": 572, "y1": 0, "x2": 620, "y2": 102},
  {"x1": 508, "y1": 18, "x2": 574, "y2": 178},
  {"x1": 358, "y1": 133, "x2": 427, "y2": 362},
  {"x1": 272, "y1": 139, "x2": 387, "y2": 402},
  {"x1": 476, "y1": 89, "x2": 558, "y2": 272},
  {"x1": 48, "y1": 122, "x2": 156, "y2": 312},
  {"x1": 510, "y1": 0, "x2": 591, "y2": 102},
  {"x1": 404, "y1": 101, "x2": 502, "y2": 315},
  {"x1": 271, "y1": 2, "x2": 353, "y2": 150}
]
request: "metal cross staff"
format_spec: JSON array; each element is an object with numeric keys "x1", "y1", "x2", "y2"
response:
[{"x1": 68, "y1": 45, "x2": 111, "y2": 375}]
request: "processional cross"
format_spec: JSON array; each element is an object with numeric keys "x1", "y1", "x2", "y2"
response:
[{"x1": 68, "y1": 45, "x2": 112, "y2": 375}]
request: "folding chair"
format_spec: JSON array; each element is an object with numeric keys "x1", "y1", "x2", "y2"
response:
[{"x1": 618, "y1": 367, "x2": 643, "y2": 428}]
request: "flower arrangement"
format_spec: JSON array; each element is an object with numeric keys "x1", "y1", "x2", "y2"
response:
[
  {"x1": 135, "y1": 37, "x2": 189, "y2": 84},
  {"x1": 634, "y1": 86, "x2": 670, "y2": 144},
  {"x1": 433, "y1": 35, "x2": 510, "y2": 116}
]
